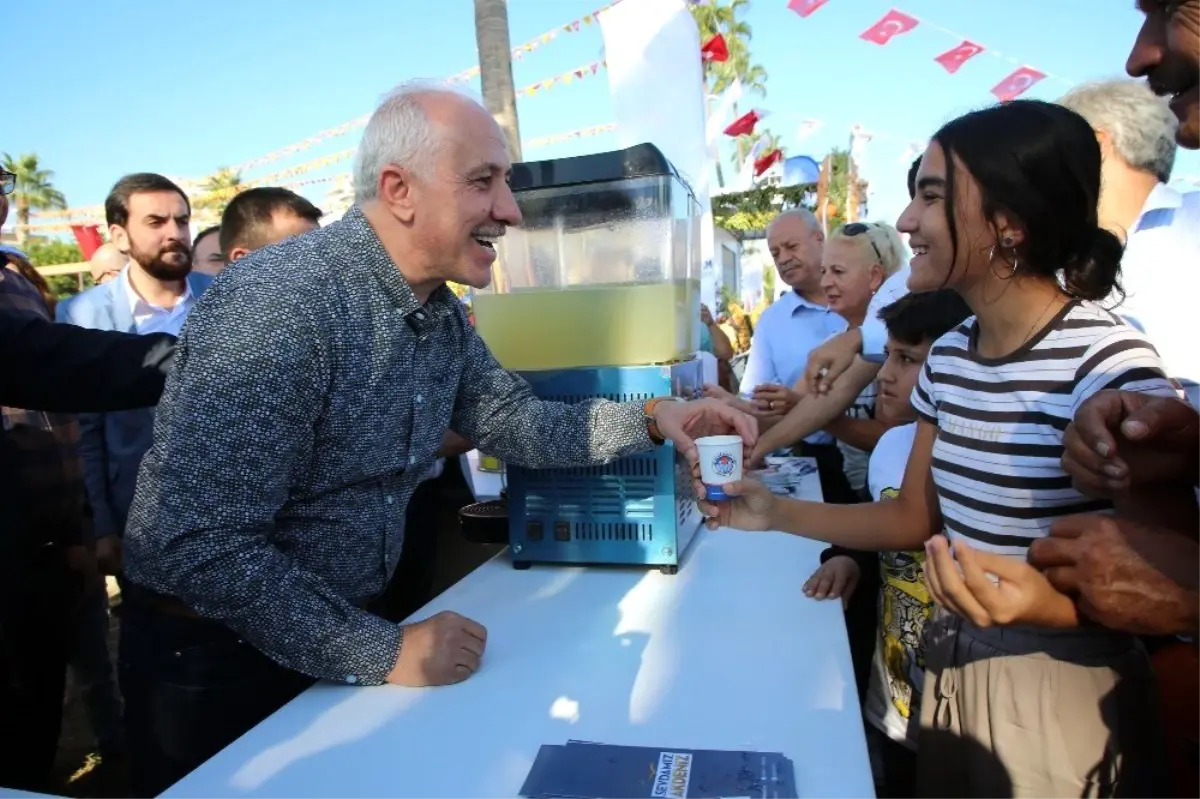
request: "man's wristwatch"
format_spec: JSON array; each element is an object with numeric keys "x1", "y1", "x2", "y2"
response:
[{"x1": 643, "y1": 396, "x2": 684, "y2": 445}]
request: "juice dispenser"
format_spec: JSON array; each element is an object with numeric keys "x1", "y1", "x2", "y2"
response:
[{"x1": 473, "y1": 143, "x2": 705, "y2": 574}]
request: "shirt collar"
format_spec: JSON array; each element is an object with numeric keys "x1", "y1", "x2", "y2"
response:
[
  {"x1": 786, "y1": 288, "x2": 830, "y2": 314},
  {"x1": 120, "y1": 265, "x2": 193, "y2": 316},
  {"x1": 1132, "y1": 182, "x2": 1183, "y2": 234},
  {"x1": 337, "y1": 205, "x2": 459, "y2": 321}
]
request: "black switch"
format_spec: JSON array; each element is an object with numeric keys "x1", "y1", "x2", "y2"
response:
[
  {"x1": 526, "y1": 521, "x2": 543, "y2": 541},
  {"x1": 554, "y1": 521, "x2": 571, "y2": 542}
]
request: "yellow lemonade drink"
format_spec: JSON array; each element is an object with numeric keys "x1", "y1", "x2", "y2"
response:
[{"x1": 474, "y1": 280, "x2": 699, "y2": 370}]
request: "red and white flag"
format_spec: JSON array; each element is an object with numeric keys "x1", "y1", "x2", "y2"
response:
[
  {"x1": 859, "y1": 9, "x2": 918, "y2": 46},
  {"x1": 934, "y1": 40, "x2": 984, "y2": 74},
  {"x1": 70, "y1": 225, "x2": 103, "y2": 260},
  {"x1": 754, "y1": 148, "x2": 783, "y2": 177},
  {"x1": 700, "y1": 33, "x2": 729, "y2": 62},
  {"x1": 723, "y1": 108, "x2": 767, "y2": 137},
  {"x1": 991, "y1": 66, "x2": 1046, "y2": 101},
  {"x1": 787, "y1": 0, "x2": 830, "y2": 18}
]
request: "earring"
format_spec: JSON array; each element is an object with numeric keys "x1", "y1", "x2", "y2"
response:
[{"x1": 1001, "y1": 235, "x2": 1015, "y2": 248}]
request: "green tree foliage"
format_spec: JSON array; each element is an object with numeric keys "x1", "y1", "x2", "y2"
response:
[
  {"x1": 712, "y1": 183, "x2": 811, "y2": 232},
  {"x1": 712, "y1": 147, "x2": 859, "y2": 233},
  {"x1": 25, "y1": 239, "x2": 92, "y2": 299},
  {"x1": 690, "y1": 0, "x2": 768, "y2": 186},
  {"x1": 2, "y1": 152, "x2": 67, "y2": 247},
  {"x1": 762, "y1": 261, "x2": 776, "y2": 298}
]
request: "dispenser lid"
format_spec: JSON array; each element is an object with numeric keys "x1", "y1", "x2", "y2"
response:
[{"x1": 511, "y1": 143, "x2": 693, "y2": 196}]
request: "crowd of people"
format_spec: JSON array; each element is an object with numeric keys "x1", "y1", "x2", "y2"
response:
[{"x1": 0, "y1": 2, "x2": 1196, "y2": 798}]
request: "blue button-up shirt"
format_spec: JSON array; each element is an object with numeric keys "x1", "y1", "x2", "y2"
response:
[
  {"x1": 124, "y1": 206, "x2": 654, "y2": 686},
  {"x1": 739, "y1": 290, "x2": 847, "y2": 445}
]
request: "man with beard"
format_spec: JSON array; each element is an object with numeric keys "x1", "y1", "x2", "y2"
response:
[{"x1": 56, "y1": 173, "x2": 213, "y2": 580}]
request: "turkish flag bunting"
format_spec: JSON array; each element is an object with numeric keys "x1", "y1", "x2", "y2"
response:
[
  {"x1": 787, "y1": 0, "x2": 830, "y2": 18},
  {"x1": 700, "y1": 33, "x2": 729, "y2": 62},
  {"x1": 724, "y1": 108, "x2": 766, "y2": 137},
  {"x1": 934, "y1": 40, "x2": 984, "y2": 74},
  {"x1": 859, "y1": 9, "x2": 918, "y2": 45},
  {"x1": 991, "y1": 66, "x2": 1046, "y2": 101},
  {"x1": 754, "y1": 149, "x2": 783, "y2": 177},
  {"x1": 70, "y1": 225, "x2": 103, "y2": 260}
]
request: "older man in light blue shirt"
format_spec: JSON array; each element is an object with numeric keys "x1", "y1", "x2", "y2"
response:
[
  {"x1": 739, "y1": 210, "x2": 847, "y2": 428},
  {"x1": 1059, "y1": 79, "x2": 1200, "y2": 386}
]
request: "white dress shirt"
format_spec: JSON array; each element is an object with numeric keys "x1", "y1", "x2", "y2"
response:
[
  {"x1": 1111, "y1": 185, "x2": 1200, "y2": 383},
  {"x1": 740, "y1": 290, "x2": 848, "y2": 445},
  {"x1": 861, "y1": 264, "x2": 911, "y2": 362},
  {"x1": 120, "y1": 266, "x2": 196, "y2": 336}
]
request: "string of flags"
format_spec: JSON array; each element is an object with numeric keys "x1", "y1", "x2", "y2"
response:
[
  {"x1": 20, "y1": 123, "x2": 620, "y2": 231},
  {"x1": 787, "y1": 1, "x2": 1073, "y2": 102},
  {"x1": 33, "y1": 9, "x2": 613, "y2": 222},
  {"x1": 517, "y1": 61, "x2": 606, "y2": 96}
]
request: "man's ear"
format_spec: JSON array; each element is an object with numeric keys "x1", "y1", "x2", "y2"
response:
[
  {"x1": 109, "y1": 225, "x2": 130, "y2": 254},
  {"x1": 378, "y1": 164, "x2": 418, "y2": 224},
  {"x1": 1095, "y1": 129, "x2": 1114, "y2": 163}
]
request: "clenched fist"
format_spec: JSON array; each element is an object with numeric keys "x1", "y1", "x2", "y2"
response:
[{"x1": 387, "y1": 610, "x2": 488, "y2": 686}]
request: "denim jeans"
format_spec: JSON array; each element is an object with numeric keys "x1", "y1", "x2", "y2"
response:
[{"x1": 119, "y1": 587, "x2": 313, "y2": 798}]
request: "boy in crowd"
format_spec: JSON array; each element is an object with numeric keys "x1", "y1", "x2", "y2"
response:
[{"x1": 803, "y1": 289, "x2": 971, "y2": 797}]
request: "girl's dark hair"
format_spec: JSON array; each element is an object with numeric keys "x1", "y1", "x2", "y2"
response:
[
  {"x1": 932, "y1": 99, "x2": 1123, "y2": 302},
  {"x1": 906, "y1": 156, "x2": 922, "y2": 200}
]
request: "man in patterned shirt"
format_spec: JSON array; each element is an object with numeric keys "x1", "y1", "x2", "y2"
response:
[{"x1": 119, "y1": 81, "x2": 755, "y2": 795}]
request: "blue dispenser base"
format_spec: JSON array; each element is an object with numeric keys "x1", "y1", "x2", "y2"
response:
[{"x1": 506, "y1": 359, "x2": 704, "y2": 574}]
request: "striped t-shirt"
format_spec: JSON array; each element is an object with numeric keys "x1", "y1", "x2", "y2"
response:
[
  {"x1": 838, "y1": 380, "x2": 878, "y2": 493},
  {"x1": 911, "y1": 300, "x2": 1176, "y2": 557}
]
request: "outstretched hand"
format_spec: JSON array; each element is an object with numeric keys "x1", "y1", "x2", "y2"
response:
[
  {"x1": 654, "y1": 397, "x2": 757, "y2": 469},
  {"x1": 691, "y1": 466, "x2": 777, "y2": 532}
]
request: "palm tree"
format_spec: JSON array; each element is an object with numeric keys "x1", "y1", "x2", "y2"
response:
[
  {"x1": 193, "y1": 167, "x2": 243, "y2": 217},
  {"x1": 2, "y1": 153, "x2": 67, "y2": 247},
  {"x1": 690, "y1": 0, "x2": 768, "y2": 187},
  {"x1": 475, "y1": 0, "x2": 522, "y2": 162}
]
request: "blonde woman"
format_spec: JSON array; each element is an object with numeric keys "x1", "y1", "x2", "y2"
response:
[{"x1": 819, "y1": 221, "x2": 905, "y2": 496}]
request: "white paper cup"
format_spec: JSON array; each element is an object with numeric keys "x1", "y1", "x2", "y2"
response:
[{"x1": 695, "y1": 435, "x2": 743, "y2": 500}]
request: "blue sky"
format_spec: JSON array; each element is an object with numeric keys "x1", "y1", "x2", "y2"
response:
[{"x1": 7, "y1": 0, "x2": 1198, "y2": 230}]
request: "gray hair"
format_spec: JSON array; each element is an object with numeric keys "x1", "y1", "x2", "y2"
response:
[
  {"x1": 766, "y1": 207, "x2": 820, "y2": 235},
  {"x1": 353, "y1": 80, "x2": 475, "y2": 203},
  {"x1": 1058, "y1": 78, "x2": 1178, "y2": 183}
]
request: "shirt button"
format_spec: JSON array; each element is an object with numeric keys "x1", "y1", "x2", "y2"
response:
[
  {"x1": 415, "y1": 311, "x2": 425, "y2": 321},
  {"x1": 409, "y1": 455, "x2": 417, "y2": 465},
  {"x1": 415, "y1": 394, "x2": 423, "y2": 404},
  {"x1": 346, "y1": 675, "x2": 358, "y2": 684},
  {"x1": 385, "y1": 495, "x2": 394, "y2": 505}
]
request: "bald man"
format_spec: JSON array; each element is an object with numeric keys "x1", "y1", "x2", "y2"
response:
[{"x1": 88, "y1": 243, "x2": 127, "y2": 285}]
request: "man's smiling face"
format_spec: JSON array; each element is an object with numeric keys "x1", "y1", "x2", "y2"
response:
[{"x1": 1127, "y1": 0, "x2": 1200, "y2": 149}]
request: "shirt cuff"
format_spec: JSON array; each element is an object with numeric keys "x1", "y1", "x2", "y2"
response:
[{"x1": 860, "y1": 317, "x2": 888, "y2": 363}]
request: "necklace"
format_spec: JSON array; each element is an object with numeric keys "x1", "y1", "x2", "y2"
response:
[{"x1": 1019, "y1": 292, "x2": 1062, "y2": 349}]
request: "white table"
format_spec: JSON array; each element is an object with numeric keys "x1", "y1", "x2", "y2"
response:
[{"x1": 165, "y1": 462, "x2": 873, "y2": 799}]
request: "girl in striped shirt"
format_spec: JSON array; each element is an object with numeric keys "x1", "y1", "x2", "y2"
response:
[{"x1": 701, "y1": 99, "x2": 1186, "y2": 797}]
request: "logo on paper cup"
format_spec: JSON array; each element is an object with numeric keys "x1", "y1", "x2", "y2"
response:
[{"x1": 711, "y1": 451, "x2": 738, "y2": 478}]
